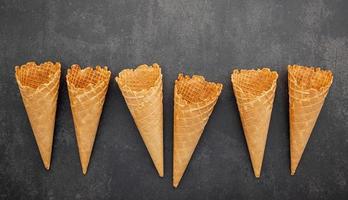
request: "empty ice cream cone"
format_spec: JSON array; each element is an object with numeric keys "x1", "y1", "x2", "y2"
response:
[
  {"x1": 173, "y1": 74, "x2": 222, "y2": 188},
  {"x1": 288, "y1": 65, "x2": 333, "y2": 175},
  {"x1": 66, "y1": 64, "x2": 111, "y2": 174},
  {"x1": 116, "y1": 63, "x2": 164, "y2": 177},
  {"x1": 231, "y1": 68, "x2": 278, "y2": 178},
  {"x1": 15, "y1": 61, "x2": 61, "y2": 170}
]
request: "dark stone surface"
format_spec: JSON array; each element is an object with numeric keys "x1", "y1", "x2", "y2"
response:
[{"x1": 0, "y1": 0, "x2": 347, "y2": 199}]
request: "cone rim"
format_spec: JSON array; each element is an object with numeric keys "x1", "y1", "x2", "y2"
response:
[
  {"x1": 174, "y1": 73, "x2": 223, "y2": 106},
  {"x1": 115, "y1": 63, "x2": 162, "y2": 95},
  {"x1": 15, "y1": 61, "x2": 61, "y2": 91},
  {"x1": 288, "y1": 64, "x2": 333, "y2": 93},
  {"x1": 231, "y1": 67, "x2": 278, "y2": 103},
  {"x1": 66, "y1": 64, "x2": 111, "y2": 92}
]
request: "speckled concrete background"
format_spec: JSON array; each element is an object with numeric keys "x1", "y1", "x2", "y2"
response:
[{"x1": 0, "y1": 0, "x2": 347, "y2": 199}]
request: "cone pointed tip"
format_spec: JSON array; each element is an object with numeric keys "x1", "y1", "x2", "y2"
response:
[
  {"x1": 158, "y1": 172, "x2": 164, "y2": 177},
  {"x1": 82, "y1": 167, "x2": 88, "y2": 175},
  {"x1": 173, "y1": 178, "x2": 180, "y2": 188},
  {"x1": 43, "y1": 161, "x2": 51, "y2": 170},
  {"x1": 253, "y1": 169, "x2": 261, "y2": 178},
  {"x1": 156, "y1": 167, "x2": 164, "y2": 177},
  {"x1": 291, "y1": 164, "x2": 297, "y2": 175},
  {"x1": 44, "y1": 165, "x2": 50, "y2": 171}
]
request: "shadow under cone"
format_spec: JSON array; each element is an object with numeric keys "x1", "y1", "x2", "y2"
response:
[
  {"x1": 231, "y1": 68, "x2": 278, "y2": 178},
  {"x1": 67, "y1": 64, "x2": 110, "y2": 174},
  {"x1": 173, "y1": 74, "x2": 222, "y2": 188},
  {"x1": 15, "y1": 61, "x2": 61, "y2": 170},
  {"x1": 116, "y1": 64, "x2": 164, "y2": 177},
  {"x1": 288, "y1": 65, "x2": 333, "y2": 175}
]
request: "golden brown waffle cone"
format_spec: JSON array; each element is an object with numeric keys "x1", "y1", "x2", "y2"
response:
[
  {"x1": 15, "y1": 61, "x2": 61, "y2": 170},
  {"x1": 288, "y1": 65, "x2": 333, "y2": 175},
  {"x1": 115, "y1": 63, "x2": 164, "y2": 177},
  {"x1": 66, "y1": 64, "x2": 111, "y2": 174},
  {"x1": 231, "y1": 68, "x2": 278, "y2": 178},
  {"x1": 173, "y1": 74, "x2": 222, "y2": 188}
]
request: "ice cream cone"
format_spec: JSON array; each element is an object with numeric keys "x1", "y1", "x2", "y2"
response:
[
  {"x1": 66, "y1": 64, "x2": 111, "y2": 174},
  {"x1": 231, "y1": 68, "x2": 278, "y2": 178},
  {"x1": 173, "y1": 74, "x2": 222, "y2": 188},
  {"x1": 115, "y1": 63, "x2": 164, "y2": 177},
  {"x1": 15, "y1": 61, "x2": 61, "y2": 170},
  {"x1": 288, "y1": 65, "x2": 333, "y2": 175}
]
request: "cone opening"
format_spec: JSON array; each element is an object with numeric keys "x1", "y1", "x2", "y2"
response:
[
  {"x1": 288, "y1": 65, "x2": 333, "y2": 91},
  {"x1": 175, "y1": 74, "x2": 222, "y2": 104},
  {"x1": 232, "y1": 68, "x2": 278, "y2": 99},
  {"x1": 67, "y1": 64, "x2": 111, "y2": 89},
  {"x1": 116, "y1": 64, "x2": 161, "y2": 92},
  {"x1": 15, "y1": 61, "x2": 61, "y2": 89}
]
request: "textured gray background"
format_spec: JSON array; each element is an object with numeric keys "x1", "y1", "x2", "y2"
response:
[{"x1": 0, "y1": 0, "x2": 347, "y2": 199}]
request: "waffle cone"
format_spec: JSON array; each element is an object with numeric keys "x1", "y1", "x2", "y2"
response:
[
  {"x1": 288, "y1": 65, "x2": 333, "y2": 175},
  {"x1": 67, "y1": 64, "x2": 111, "y2": 174},
  {"x1": 173, "y1": 74, "x2": 222, "y2": 188},
  {"x1": 15, "y1": 61, "x2": 61, "y2": 170},
  {"x1": 231, "y1": 68, "x2": 278, "y2": 178},
  {"x1": 116, "y1": 64, "x2": 163, "y2": 177}
]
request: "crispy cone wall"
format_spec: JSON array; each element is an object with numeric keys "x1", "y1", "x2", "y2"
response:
[
  {"x1": 173, "y1": 74, "x2": 222, "y2": 188},
  {"x1": 288, "y1": 65, "x2": 333, "y2": 175},
  {"x1": 15, "y1": 61, "x2": 61, "y2": 170},
  {"x1": 116, "y1": 64, "x2": 164, "y2": 177},
  {"x1": 67, "y1": 64, "x2": 111, "y2": 174},
  {"x1": 231, "y1": 68, "x2": 278, "y2": 178}
]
